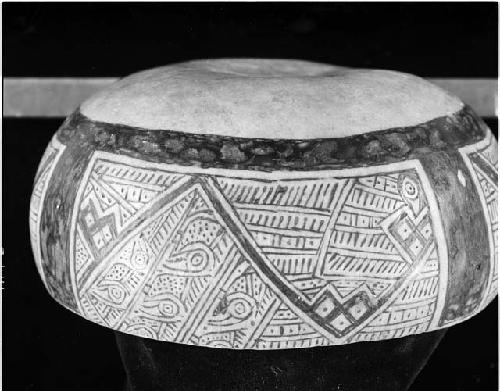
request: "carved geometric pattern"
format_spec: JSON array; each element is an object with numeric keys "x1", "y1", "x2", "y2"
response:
[
  {"x1": 214, "y1": 172, "x2": 438, "y2": 341},
  {"x1": 29, "y1": 137, "x2": 66, "y2": 284},
  {"x1": 73, "y1": 158, "x2": 190, "y2": 289},
  {"x1": 67, "y1": 152, "x2": 448, "y2": 348}
]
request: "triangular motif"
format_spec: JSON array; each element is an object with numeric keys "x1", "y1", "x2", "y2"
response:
[
  {"x1": 250, "y1": 300, "x2": 330, "y2": 350},
  {"x1": 75, "y1": 158, "x2": 189, "y2": 261},
  {"x1": 210, "y1": 171, "x2": 437, "y2": 342},
  {"x1": 116, "y1": 185, "x2": 249, "y2": 343},
  {"x1": 77, "y1": 187, "x2": 196, "y2": 327}
]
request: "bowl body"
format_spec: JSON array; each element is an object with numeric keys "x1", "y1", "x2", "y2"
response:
[
  {"x1": 29, "y1": 71, "x2": 497, "y2": 350},
  {"x1": 30, "y1": 61, "x2": 498, "y2": 349}
]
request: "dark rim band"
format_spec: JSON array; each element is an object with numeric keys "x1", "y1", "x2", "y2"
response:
[{"x1": 57, "y1": 105, "x2": 487, "y2": 171}]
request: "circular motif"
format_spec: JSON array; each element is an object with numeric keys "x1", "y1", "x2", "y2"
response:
[
  {"x1": 107, "y1": 284, "x2": 126, "y2": 304},
  {"x1": 399, "y1": 175, "x2": 419, "y2": 200},
  {"x1": 227, "y1": 294, "x2": 254, "y2": 320},
  {"x1": 190, "y1": 252, "x2": 206, "y2": 267},
  {"x1": 187, "y1": 250, "x2": 210, "y2": 271},
  {"x1": 131, "y1": 250, "x2": 149, "y2": 270},
  {"x1": 158, "y1": 298, "x2": 181, "y2": 318}
]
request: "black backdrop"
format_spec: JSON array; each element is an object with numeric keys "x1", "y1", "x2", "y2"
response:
[{"x1": 3, "y1": 3, "x2": 498, "y2": 391}]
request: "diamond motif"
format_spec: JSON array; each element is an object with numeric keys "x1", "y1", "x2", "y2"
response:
[
  {"x1": 348, "y1": 301, "x2": 369, "y2": 320},
  {"x1": 315, "y1": 296, "x2": 336, "y2": 317},
  {"x1": 330, "y1": 314, "x2": 352, "y2": 331}
]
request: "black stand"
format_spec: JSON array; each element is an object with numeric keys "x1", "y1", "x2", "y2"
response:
[{"x1": 115, "y1": 329, "x2": 447, "y2": 391}]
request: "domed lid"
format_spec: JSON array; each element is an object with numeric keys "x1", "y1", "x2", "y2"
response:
[{"x1": 80, "y1": 58, "x2": 463, "y2": 139}]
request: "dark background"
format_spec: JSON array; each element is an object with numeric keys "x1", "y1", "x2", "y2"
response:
[{"x1": 3, "y1": 3, "x2": 498, "y2": 391}]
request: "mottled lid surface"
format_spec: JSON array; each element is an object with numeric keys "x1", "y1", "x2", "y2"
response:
[{"x1": 80, "y1": 59, "x2": 463, "y2": 139}]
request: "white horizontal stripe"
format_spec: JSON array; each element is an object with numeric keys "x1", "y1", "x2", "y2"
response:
[{"x1": 3, "y1": 77, "x2": 496, "y2": 117}]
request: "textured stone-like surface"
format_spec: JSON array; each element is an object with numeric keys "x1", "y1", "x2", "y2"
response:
[{"x1": 58, "y1": 105, "x2": 485, "y2": 172}]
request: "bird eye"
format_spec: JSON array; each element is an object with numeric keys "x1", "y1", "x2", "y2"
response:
[{"x1": 136, "y1": 293, "x2": 187, "y2": 322}]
